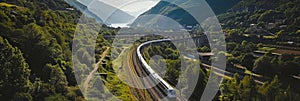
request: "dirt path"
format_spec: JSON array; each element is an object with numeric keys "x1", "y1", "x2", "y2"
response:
[{"x1": 82, "y1": 47, "x2": 110, "y2": 94}]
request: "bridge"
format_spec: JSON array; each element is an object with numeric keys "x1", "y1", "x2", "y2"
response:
[{"x1": 104, "y1": 33, "x2": 209, "y2": 47}]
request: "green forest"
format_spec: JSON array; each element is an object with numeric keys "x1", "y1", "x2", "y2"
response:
[
  {"x1": 0, "y1": 0, "x2": 116, "y2": 100},
  {"x1": 0, "y1": 0, "x2": 300, "y2": 101}
]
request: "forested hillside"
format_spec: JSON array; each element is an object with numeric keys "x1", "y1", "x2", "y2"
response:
[
  {"x1": 218, "y1": 0, "x2": 300, "y2": 100},
  {"x1": 0, "y1": 0, "x2": 82, "y2": 100},
  {"x1": 142, "y1": 0, "x2": 239, "y2": 26},
  {"x1": 219, "y1": 0, "x2": 300, "y2": 44},
  {"x1": 0, "y1": 0, "x2": 118, "y2": 100}
]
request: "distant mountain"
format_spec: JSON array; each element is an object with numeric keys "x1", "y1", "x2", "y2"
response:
[
  {"x1": 66, "y1": 0, "x2": 136, "y2": 24},
  {"x1": 86, "y1": 0, "x2": 135, "y2": 24},
  {"x1": 141, "y1": 0, "x2": 240, "y2": 26},
  {"x1": 207, "y1": 0, "x2": 241, "y2": 14},
  {"x1": 141, "y1": 0, "x2": 197, "y2": 26},
  {"x1": 65, "y1": 0, "x2": 239, "y2": 26}
]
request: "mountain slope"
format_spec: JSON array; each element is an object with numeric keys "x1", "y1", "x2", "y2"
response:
[
  {"x1": 141, "y1": 0, "x2": 240, "y2": 26},
  {"x1": 221, "y1": 0, "x2": 300, "y2": 45}
]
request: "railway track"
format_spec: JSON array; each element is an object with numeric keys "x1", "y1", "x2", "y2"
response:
[
  {"x1": 131, "y1": 48, "x2": 164, "y2": 100},
  {"x1": 125, "y1": 48, "x2": 151, "y2": 101},
  {"x1": 131, "y1": 46, "x2": 186, "y2": 101},
  {"x1": 133, "y1": 39, "x2": 188, "y2": 101}
]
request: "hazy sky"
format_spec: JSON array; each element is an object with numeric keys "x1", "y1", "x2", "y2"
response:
[
  {"x1": 79, "y1": 0, "x2": 160, "y2": 16},
  {"x1": 78, "y1": 0, "x2": 160, "y2": 26}
]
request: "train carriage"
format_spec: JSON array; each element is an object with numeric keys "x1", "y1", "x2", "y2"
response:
[{"x1": 136, "y1": 39, "x2": 177, "y2": 98}]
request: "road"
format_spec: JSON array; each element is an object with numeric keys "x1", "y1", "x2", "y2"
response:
[
  {"x1": 184, "y1": 54, "x2": 265, "y2": 85},
  {"x1": 82, "y1": 47, "x2": 110, "y2": 94},
  {"x1": 201, "y1": 63, "x2": 264, "y2": 85},
  {"x1": 80, "y1": 45, "x2": 172, "y2": 100}
]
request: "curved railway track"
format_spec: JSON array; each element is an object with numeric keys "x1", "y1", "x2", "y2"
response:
[
  {"x1": 132, "y1": 39, "x2": 188, "y2": 101},
  {"x1": 124, "y1": 48, "x2": 152, "y2": 101},
  {"x1": 131, "y1": 49, "x2": 164, "y2": 100}
]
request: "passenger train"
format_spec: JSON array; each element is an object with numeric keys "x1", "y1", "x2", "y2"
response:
[{"x1": 136, "y1": 39, "x2": 176, "y2": 98}]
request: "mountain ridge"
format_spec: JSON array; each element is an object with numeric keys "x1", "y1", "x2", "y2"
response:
[{"x1": 141, "y1": 0, "x2": 240, "y2": 26}]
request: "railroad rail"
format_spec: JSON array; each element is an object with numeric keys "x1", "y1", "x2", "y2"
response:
[{"x1": 134, "y1": 39, "x2": 178, "y2": 100}]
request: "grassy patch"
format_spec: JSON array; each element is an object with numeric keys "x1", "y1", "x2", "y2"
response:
[
  {"x1": 104, "y1": 72, "x2": 133, "y2": 101},
  {"x1": 112, "y1": 48, "x2": 128, "y2": 71},
  {"x1": 95, "y1": 47, "x2": 134, "y2": 100},
  {"x1": 85, "y1": 74, "x2": 133, "y2": 101}
]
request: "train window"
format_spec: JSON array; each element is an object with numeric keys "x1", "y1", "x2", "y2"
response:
[{"x1": 168, "y1": 90, "x2": 176, "y2": 96}]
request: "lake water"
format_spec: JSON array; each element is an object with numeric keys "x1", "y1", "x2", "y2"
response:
[
  {"x1": 107, "y1": 23, "x2": 130, "y2": 28},
  {"x1": 65, "y1": 0, "x2": 159, "y2": 28}
]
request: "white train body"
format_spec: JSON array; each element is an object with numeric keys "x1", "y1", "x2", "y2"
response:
[{"x1": 136, "y1": 39, "x2": 176, "y2": 98}]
